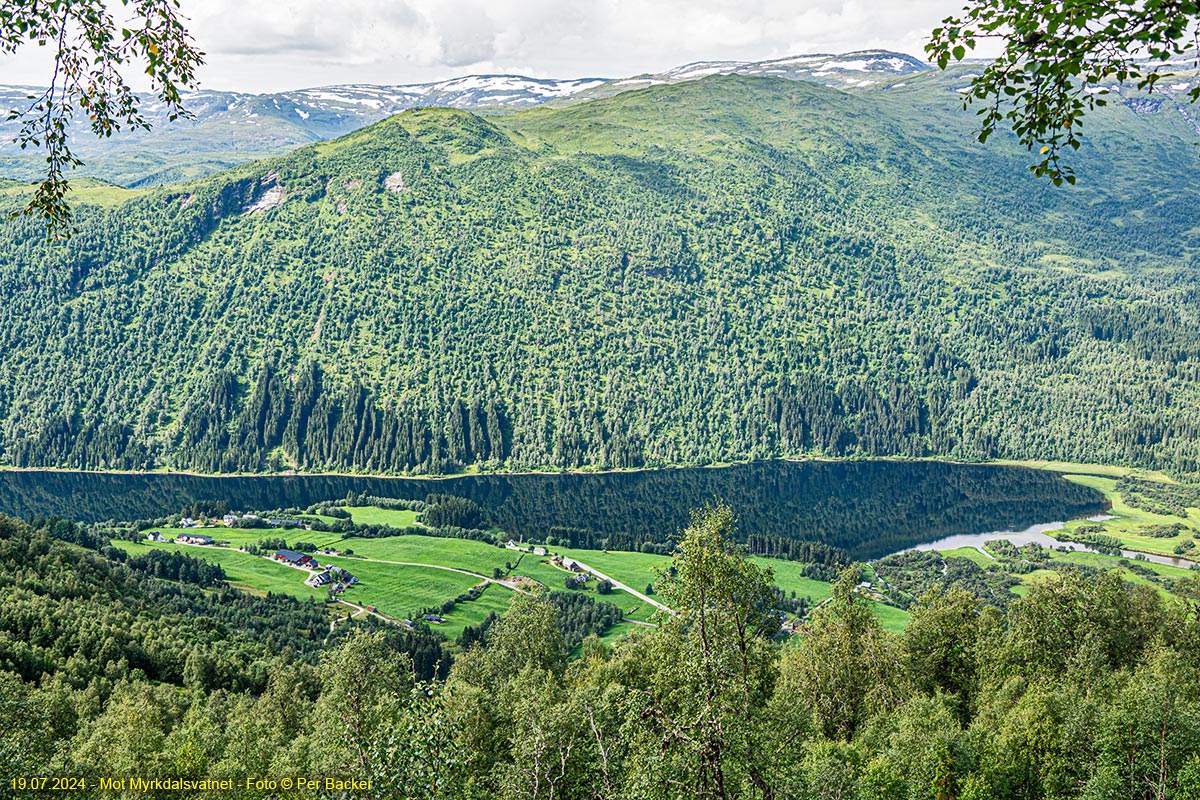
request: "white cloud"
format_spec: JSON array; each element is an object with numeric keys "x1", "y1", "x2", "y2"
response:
[{"x1": 0, "y1": 0, "x2": 968, "y2": 92}]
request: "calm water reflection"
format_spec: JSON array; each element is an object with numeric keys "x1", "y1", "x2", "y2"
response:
[{"x1": 0, "y1": 461, "x2": 1105, "y2": 559}]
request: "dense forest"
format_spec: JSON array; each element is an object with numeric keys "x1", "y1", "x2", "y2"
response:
[
  {"x1": 2, "y1": 506, "x2": 1198, "y2": 799},
  {"x1": 1, "y1": 73, "x2": 1200, "y2": 476}
]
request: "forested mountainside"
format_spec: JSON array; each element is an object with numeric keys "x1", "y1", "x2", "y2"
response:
[{"x1": 2, "y1": 73, "x2": 1200, "y2": 475}]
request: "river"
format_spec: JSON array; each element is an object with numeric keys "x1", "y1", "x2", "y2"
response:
[{"x1": 909, "y1": 515, "x2": 1198, "y2": 569}]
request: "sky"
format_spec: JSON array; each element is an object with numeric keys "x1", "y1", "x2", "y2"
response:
[{"x1": 0, "y1": 0, "x2": 965, "y2": 93}]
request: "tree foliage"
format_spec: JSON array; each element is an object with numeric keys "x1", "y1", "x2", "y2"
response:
[
  {"x1": 0, "y1": 0, "x2": 203, "y2": 236},
  {"x1": 928, "y1": 0, "x2": 1200, "y2": 184},
  {"x1": 2, "y1": 507, "x2": 1200, "y2": 798}
]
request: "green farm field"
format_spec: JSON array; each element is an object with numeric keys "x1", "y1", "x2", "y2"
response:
[
  {"x1": 344, "y1": 507, "x2": 421, "y2": 528},
  {"x1": 340, "y1": 534, "x2": 509, "y2": 576},
  {"x1": 1056, "y1": 474, "x2": 1200, "y2": 560},
  {"x1": 870, "y1": 602, "x2": 911, "y2": 634},
  {"x1": 553, "y1": 547, "x2": 669, "y2": 591},
  {"x1": 319, "y1": 555, "x2": 485, "y2": 618},
  {"x1": 113, "y1": 537, "x2": 513, "y2": 637},
  {"x1": 129, "y1": 507, "x2": 911, "y2": 637},
  {"x1": 553, "y1": 546, "x2": 836, "y2": 607},
  {"x1": 143, "y1": 526, "x2": 344, "y2": 550},
  {"x1": 113, "y1": 539, "x2": 327, "y2": 600}
]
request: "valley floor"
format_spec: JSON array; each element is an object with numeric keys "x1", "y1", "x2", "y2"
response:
[{"x1": 108, "y1": 458, "x2": 1200, "y2": 646}]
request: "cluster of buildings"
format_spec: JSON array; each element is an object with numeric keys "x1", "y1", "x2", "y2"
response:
[
  {"x1": 176, "y1": 513, "x2": 309, "y2": 530},
  {"x1": 551, "y1": 555, "x2": 584, "y2": 573},
  {"x1": 144, "y1": 529, "x2": 358, "y2": 595},
  {"x1": 274, "y1": 550, "x2": 359, "y2": 592},
  {"x1": 505, "y1": 539, "x2": 548, "y2": 557}
]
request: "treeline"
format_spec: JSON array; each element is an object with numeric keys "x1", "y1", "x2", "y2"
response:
[
  {"x1": 4, "y1": 504, "x2": 1200, "y2": 799},
  {"x1": 3, "y1": 79, "x2": 1200, "y2": 477},
  {"x1": 120, "y1": 548, "x2": 227, "y2": 587},
  {"x1": 546, "y1": 524, "x2": 676, "y2": 555}
]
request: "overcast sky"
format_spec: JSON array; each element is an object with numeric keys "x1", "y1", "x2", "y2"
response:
[{"x1": 0, "y1": 0, "x2": 966, "y2": 93}]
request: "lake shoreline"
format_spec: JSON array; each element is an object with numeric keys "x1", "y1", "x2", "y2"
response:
[{"x1": 0, "y1": 460, "x2": 1107, "y2": 561}]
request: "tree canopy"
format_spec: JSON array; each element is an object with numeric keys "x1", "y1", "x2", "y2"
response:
[
  {"x1": 928, "y1": 0, "x2": 1200, "y2": 184},
  {"x1": 0, "y1": 0, "x2": 203, "y2": 236}
]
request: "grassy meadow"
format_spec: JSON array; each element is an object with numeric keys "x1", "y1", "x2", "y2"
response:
[{"x1": 1056, "y1": 474, "x2": 1200, "y2": 560}]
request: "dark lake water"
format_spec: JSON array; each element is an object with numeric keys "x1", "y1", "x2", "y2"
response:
[{"x1": 0, "y1": 461, "x2": 1106, "y2": 559}]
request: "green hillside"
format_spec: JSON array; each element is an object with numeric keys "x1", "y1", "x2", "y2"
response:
[{"x1": 2, "y1": 74, "x2": 1200, "y2": 475}]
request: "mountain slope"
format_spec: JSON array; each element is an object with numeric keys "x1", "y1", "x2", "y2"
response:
[
  {"x1": 0, "y1": 75, "x2": 607, "y2": 188},
  {"x1": 2, "y1": 74, "x2": 1199, "y2": 475},
  {"x1": 0, "y1": 51, "x2": 931, "y2": 188}
]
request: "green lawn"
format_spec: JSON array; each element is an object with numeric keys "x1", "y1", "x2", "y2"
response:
[
  {"x1": 319, "y1": 555, "x2": 483, "y2": 617},
  {"x1": 143, "y1": 526, "x2": 344, "y2": 550},
  {"x1": 550, "y1": 546, "x2": 838, "y2": 611},
  {"x1": 340, "y1": 535, "x2": 593, "y2": 594},
  {"x1": 1004, "y1": 546, "x2": 1195, "y2": 599},
  {"x1": 429, "y1": 583, "x2": 515, "y2": 640},
  {"x1": 123, "y1": 524, "x2": 902, "y2": 643},
  {"x1": 596, "y1": 621, "x2": 653, "y2": 648},
  {"x1": 342, "y1": 534, "x2": 509, "y2": 575},
  {"x1": 116, "y1": 537, "x2": 512, "y2": 639},
  {"x1": 511, "y1": 554, "x2": 578, "y2": 590},
  {"x1": 757, "y1": 559, "x2": 835, "y2": 603},
  {"x1": 610, "y1": 590, "x2": 660, "y2": 622},
  {"x1": 552, "y1": 547, "x2": 670, "y2": 591},
  {"x1": 1048, "y1": 549, "x2": 1195, "y2": 580},
  {"x1": 344, "y1": 507, "x2": 421, "y2": 528},
  {"x1": 938, "y1": 547, "x2": 995, "y2": 568},
  {"x1": 548, "y1": 544, "x2": 904, "y2": 630},
  {"x1": 870, "y1": 601, "x2": 911, "y2": 633}
]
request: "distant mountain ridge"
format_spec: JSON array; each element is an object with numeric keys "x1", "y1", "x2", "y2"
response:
[
  {"x1": 600, "y1": 50, "x2": 927, "y2": 91},
  {"x1": 0, "y1": 50, "x2": 929, "y2": 187}
]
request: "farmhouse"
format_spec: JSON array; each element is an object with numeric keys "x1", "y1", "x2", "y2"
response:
[
  {"x1": 274, "y1": 549, "x2": 316, "y2": 568},
  {"x1": 177, "y1": 534, "x2": 213, "y2": 545},
  {"x1": 306, "y1": 571, "x2": 332, "y2": 587}
]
